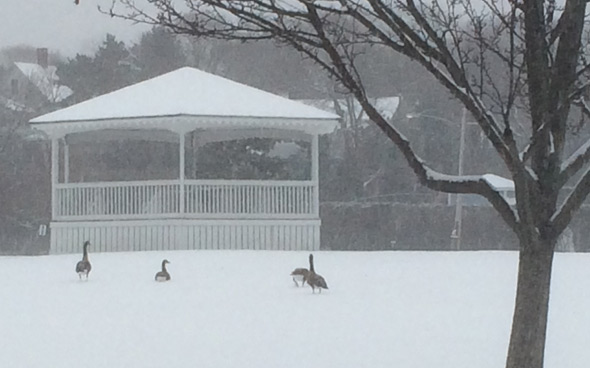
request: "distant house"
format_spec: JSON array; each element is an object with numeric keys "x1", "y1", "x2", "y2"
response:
[
  {"x1": 483, "y1": 173, "x2": 516, "y2": 205},
  {"x1": 298, "y1": 96, "x2": 400, "y2": 160},
  {"x1": 0, "y1": 48, "x2": 73, "y2": 113},
  {"x1": 299, "y1": 96, "x2": 400, "y2": 122},
  {"x1": 448, "y1": 173, "x2": 516, "y2": 206},
  {"x1": 297, "y1": 96, "x2": 401, "y2": 199}
]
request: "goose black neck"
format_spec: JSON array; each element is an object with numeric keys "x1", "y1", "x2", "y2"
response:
[
  {"x1": 309, "y1": 254, "x2": 315, "y2": 273},
  {"x1": 161, "y1": 260, "x2": 168, "y2": 272},
  {"x1": 82, "y1": 242, "x2": 89, "y2": 261}
]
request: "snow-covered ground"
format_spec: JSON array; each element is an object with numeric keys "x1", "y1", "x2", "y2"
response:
[{"x1": 1, "y1": 250, "x2": 588, "y2": 368}]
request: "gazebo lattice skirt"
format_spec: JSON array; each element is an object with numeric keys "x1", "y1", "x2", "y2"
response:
[{"x1": 50, "y1": 219, "x2": 320, "y2": 254}]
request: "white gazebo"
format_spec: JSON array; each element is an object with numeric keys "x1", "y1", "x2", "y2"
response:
[{"x1": 30, "y1": 67, "x2": 339, "y2": 254}]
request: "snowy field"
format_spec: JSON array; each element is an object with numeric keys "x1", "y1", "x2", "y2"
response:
[{"x1": 1, "y1": 250, "x2": 589, "y2": 368}]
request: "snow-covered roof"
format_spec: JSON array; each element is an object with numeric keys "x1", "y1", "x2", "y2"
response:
[
  {"x1": 15, "y1": 62, "x2": 73, "y2": 103},
  {"x1": 298, "y1": 96, "x2": 399, "y2": 122},
  {"x1": 30, "y1": 67, "x2": 339, "y2": 137},
  {"x1": 483, "y1": 174, "x2": 514, "y2": 191}
]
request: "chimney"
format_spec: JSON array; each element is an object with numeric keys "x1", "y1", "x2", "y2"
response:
[{"x1": 36, "y1": 48, "x2": 48, "y2": 68}]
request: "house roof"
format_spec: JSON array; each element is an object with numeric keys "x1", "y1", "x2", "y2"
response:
[
  {"x1": 483, "y1": 174, "x2": 514, "y2": 191},
  {"x1": 30, "y1": 67, "x2": 339, "y2": 138},
  {"x1": 15, "y1": 62, "x2": 73, "y2": 103},
  {"x1": 298, "y1": 96, "x2": 400, "y2": 123}
]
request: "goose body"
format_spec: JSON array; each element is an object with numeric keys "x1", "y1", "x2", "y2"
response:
[
  {"x1": 75, "y1": 240, "x2": 92, "y2": 280},
  {"x1": 155, "y1": 259, "x2": 171, "y2": 282},
  {"x1": 290, "y1": 267, "x2": 309, "y2": 287},
  {"x1": 306, "y1": 254, "x2": 328, "y2": 293}
]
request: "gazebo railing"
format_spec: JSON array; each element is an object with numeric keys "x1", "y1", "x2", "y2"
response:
[
  {"x1": 54, "y1": 179, "x2": 317, "y2": 220},
  {"x1": 185, "y1": 180, "x2": 314, "y2": 215},
  {"x1": 55, "y1": 180, "x2": 181, "y2": 219}
]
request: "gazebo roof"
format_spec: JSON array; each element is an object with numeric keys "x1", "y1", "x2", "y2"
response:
[{"x1": 30, "y1": 67, "x2": 339, "y2": 138}]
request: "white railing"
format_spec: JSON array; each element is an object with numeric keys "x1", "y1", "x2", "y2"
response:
[
  {"x1": 54, "y1": 180, "x2": 317, "y2": 220},
  {"x1": 184, "y1": 180, "x2": 314, "y2": 216},
  {"x1": 55, "y1": 180, "x2": 181, "y2": 219}
]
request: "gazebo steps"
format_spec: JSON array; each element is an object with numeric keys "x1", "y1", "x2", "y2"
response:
[{"x1": 49, "y1": 218, "x2": 320, "y2": 254}]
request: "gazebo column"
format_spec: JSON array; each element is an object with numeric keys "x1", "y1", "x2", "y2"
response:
[
  {"x1": 51, "y1": 137, "x2": 59, "y2": 219},
  {"x1": 311, "y1": 134, "x2": 319, "y2": 216},
  {"x1": 179, "y1": 132, "x2": 186, "y2": 214},
  {"x1": 63, "y1": 138, "x2": 70, "y2": 183}
]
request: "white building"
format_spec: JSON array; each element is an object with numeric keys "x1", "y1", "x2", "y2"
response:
[{"x1": 30, "y1": 67, "x2": 338, "y2": 253}]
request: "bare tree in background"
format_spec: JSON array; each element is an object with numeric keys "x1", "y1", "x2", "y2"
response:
[{"x1": 108, "y1": 1, "x2": 590, "y2": 367}]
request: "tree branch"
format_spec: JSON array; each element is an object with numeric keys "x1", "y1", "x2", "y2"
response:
[{"x1": 551, "y1": 164, "x2": 590, "y2": 236}]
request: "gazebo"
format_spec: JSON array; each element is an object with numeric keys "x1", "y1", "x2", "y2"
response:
[{"x1": 30, "y1": 67, "x2": 339, "y2": 254}]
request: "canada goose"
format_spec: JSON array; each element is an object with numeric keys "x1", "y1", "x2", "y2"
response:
[
  {"x1": 306, "y1": 254, "x2": 328, "y2": 293},
  {"x1": 290, "y1": 267, "x2": 309, "y2": 287},
  {"x1": 155, "y1": 259, "x2": 171, "y2": 282},
  {"x1": 75, "y1": 240, "x2": 92, "y2": 280}
]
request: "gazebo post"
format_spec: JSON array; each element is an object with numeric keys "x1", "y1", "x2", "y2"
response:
[
  {"x1": 63, "y1": 138, "x2": 70, "y2": 183},
  {"x1": 179, "y1": 132, "x2": 185, "y2": 214},
  {"x1": 311, "y1": 134, "x2": 319, "y2": 216},
  {"x1": 51, "y1": 137, "x2": 59, "y2": 219}
]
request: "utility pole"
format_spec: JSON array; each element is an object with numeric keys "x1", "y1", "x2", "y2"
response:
[{"x1": 451, "y1": 107, "x2": 468, "y2": 250}]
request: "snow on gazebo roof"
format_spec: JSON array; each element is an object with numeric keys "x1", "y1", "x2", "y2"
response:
[{"x1": 30, "y1": 67, "x2": 339, "y2": 137}]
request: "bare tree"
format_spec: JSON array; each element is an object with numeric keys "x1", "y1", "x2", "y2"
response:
[{"x1": 107, "y1": 1, "x2": 590, "y2": 367}]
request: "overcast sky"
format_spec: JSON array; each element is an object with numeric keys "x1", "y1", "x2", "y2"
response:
[{"x1": 1, "y1": 0, "x2": 149, "y2": 57}]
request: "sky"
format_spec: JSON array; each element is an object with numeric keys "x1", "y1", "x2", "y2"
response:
[{"x1": 1, "y1": 0, "x2": 150, "y2": 57}]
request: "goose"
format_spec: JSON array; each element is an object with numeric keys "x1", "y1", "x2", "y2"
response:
[
  {"x1": 290, "y1": 267, "x2": 309, "y2": 287},
  {"x1": 75, "y1": 240, "x2": 92, "y2": 280},
  {"x1": 306, "y1": 254, "x2": 328, "y2": 293},
  {"x1": 155, "y1": 259, "x2": 171, "y2": 282}
]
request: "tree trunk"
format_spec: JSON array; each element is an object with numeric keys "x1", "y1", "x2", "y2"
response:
[{"x1": 506, "y1": 240, "x2": 555, "y2": 368}]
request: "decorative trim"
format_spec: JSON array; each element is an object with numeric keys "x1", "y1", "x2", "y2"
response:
[
  {"x1": 55, "y1": 179, "x2": 315, "y2": 189},
  {"x1": 31, "y1": 114, "x2": 338, "y2": 139}
]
